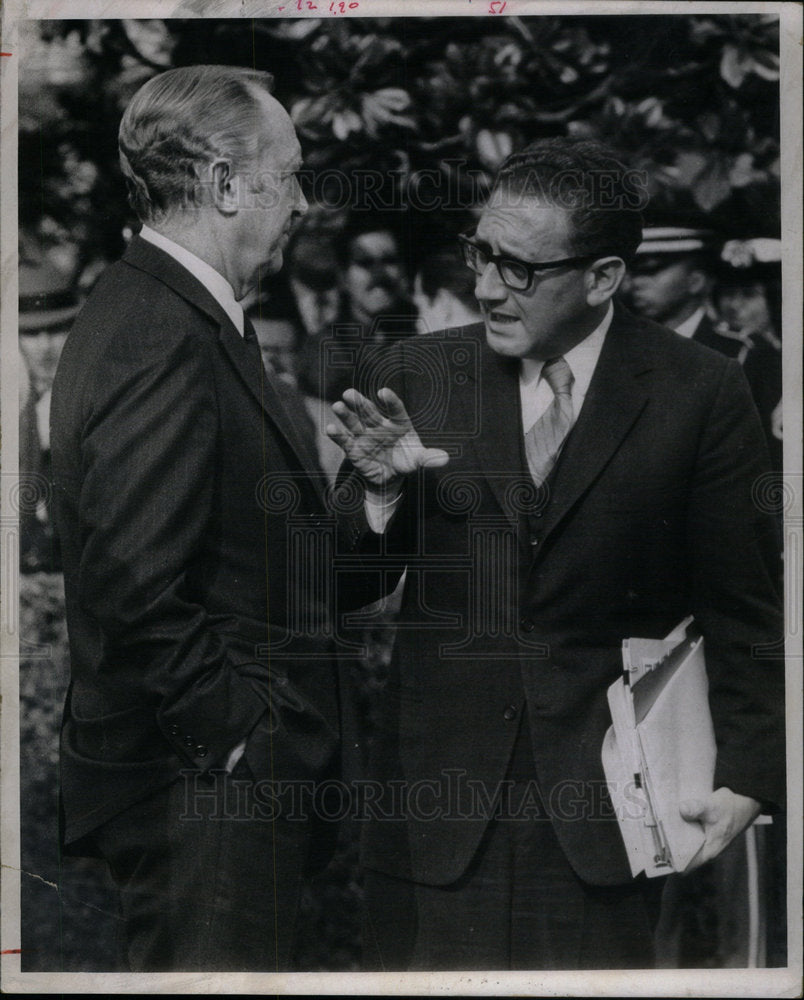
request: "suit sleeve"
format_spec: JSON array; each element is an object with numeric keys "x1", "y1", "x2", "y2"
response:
[
  {"x1": 330, "y1": 338, "x2": 416, "y2": 613},
  {"x1": 686, "y1": 360, "x2": 786, "y2": 809},
  {"x1": 77, "y1": 327, "x2": 266, "y2": 772}
]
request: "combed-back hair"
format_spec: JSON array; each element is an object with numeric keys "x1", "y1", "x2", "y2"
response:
[
  {"x1": 491, "y1": 137, "x2": 647, "y2": 263},
  {"x1": 118, "y1": 64, "x2": 275, "y2": 223}
]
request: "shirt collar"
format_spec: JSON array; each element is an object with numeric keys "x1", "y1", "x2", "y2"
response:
[
  {"x1": 673, "y1": 305, "x2": 706, "y2": 340},
  {"x1": 139, "y1": 225, "x2": 244, "y2": 336},
  {"x1": 520, "y1": 301, "x2": 613, "y2": 398}
]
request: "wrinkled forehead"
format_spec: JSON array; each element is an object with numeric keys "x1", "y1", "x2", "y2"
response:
[{"x1": 477, "y1": 186, "x2": 574, "y2": 253}]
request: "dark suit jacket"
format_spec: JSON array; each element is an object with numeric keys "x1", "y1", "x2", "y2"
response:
[
  {"x1": 347, "y1": 307, "x2": 785, "y2": 888},
  {"x1": 51, "y1": 236, "x2": 355, "y2": 847}
]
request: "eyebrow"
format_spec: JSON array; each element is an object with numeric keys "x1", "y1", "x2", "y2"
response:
[{"x1": 472, "y1": 234, "x2": 525, "y2": 259}]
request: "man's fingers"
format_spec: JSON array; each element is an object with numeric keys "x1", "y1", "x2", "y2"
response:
[
  {"x1": 680, "y1": 789, "x2": 762, "y2": 872},
  {"x1": 325, "y1": 422, "x2": 350, "y2": 449},
  {"x1": 345, "y1": 389, "x2": 385, "y2": 428},
  {"x1": 421, "y1": 448, "x2": 450, "y2": 468},
  {"x1": 679, "y1": 798, "x2": 709, "y2": 822},
  {"x1": 378, "y1": 387, "x2": 412, "y2": 425},
  {"x1": 331, "y1": 399, "x2": 364, "y2": 437}
]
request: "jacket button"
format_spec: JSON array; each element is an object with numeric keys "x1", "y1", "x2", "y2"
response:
[
  {"x1": 529, "y1": 535, "x2": 539, "y2": 547},
  {"x1": 503, "y1": 705, "x2": 518, "y2": 721},
  {"x1": 183, "y1": 735, "x2": 195, "y2": 747},
  {"x1": 168, "y1": 724, "x2": 180, "y2": 736},
  {"x1": 519, "y1": 617, "x2": 535, "y2": 632},
  {"x1": 195, "y1": 745, "x2": 208, "y2": 758}
]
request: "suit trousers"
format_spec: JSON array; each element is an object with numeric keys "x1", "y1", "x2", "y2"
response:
[
  {"x1": 90, "y1": 754, "x2": 309, "y2": 971},
  {"x1": 362, "y1": 717, "x2": 664, "y2": 971}
]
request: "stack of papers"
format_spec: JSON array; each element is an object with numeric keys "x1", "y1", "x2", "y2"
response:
[{"x1": 601, "y1": 617, "x2": 716, "y2": 878}]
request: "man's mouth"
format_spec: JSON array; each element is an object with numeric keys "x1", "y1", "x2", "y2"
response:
[{"x1": 485, "y1": 310, "x2": 518, "y2": 325}]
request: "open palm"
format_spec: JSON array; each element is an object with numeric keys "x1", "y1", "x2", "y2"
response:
[{"x1": 327, "y1": 387, "x2": 449, "y2": 488}]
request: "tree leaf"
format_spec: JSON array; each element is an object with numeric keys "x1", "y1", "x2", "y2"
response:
[
  {"x1": 692, "y1": 157, "x2": 733, "y2": 210},
  {"x1": 720, "y1": 45, "x2": 748, "y2": 88}
]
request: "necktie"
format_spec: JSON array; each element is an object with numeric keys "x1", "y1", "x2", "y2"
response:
[
  {"x1": 524, "y1": 356, "x2": 574, "y2": 486},
  {"x1": 243, "y1": 313, "x2": 258, "y2": 344}
]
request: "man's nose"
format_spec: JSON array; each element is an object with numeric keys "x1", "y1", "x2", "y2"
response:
[
  {"x1": 295, "y1": 182, "x2": 308, "y2": 217},
  {"x1": 474, "y1": 260, "x2": 506, "y2": 302}
]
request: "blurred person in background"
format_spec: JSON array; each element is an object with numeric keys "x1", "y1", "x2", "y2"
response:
[
  {"x1": 714, "y1": 238, "x2": 783, "y2": 474},
  {"x1": 339, "y1": 219, "x2": 413, "y2": 331},
  {"x1": 298, "y1": 215, "x2": 418, "y2": 403},
  {"x1": 250, "y1": 310, "x2": 301, "y2": 383},
  {"x1": 412, "y1": 243, "x2": 483, "y2": 335},
  {"x1": 240, "y1": 236, "x2": 347, "y2": 482},
  {"x1": 624, "y1": 213, "x2": 748, "y2": 359},
  {"x1": 286, "y1": 229, "x2": 343, "y2": 339},
  {"x1": 245, "y1": 293, "x2": 343, "y2": 481},
  {"x1": 628, "y1": 229, "x2": 785, "y2": 969},
  {"x1": 18, "y1": 242, "x2": 80, "y2": 573}
]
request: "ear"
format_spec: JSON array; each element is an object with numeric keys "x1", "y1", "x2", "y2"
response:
[
  {"x1": 688, "y1": 269, "x2": 711, "y2": 296},
  {"x1": 209, "y1": 158, "x2": 240, "y2": 215},
  {"x1": 585, "y1": 256, "x2": 626, "y2": 307}
]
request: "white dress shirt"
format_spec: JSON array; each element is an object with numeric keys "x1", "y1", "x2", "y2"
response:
[
  {"x1": 518, "y1": 301, "x2": 612, "y2": 434},
  {"x1": 673, "y1": 305, "x2": 706, "y2": 340},
  {"x1": 139, "y1": 225, "x2": 244, "y2": 336},
  {"x1": 365, "y1": 303, "x2": 613, "y2": 532}
]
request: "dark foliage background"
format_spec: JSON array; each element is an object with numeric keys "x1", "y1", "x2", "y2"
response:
[
  {"x1": 17, "y1": 12, "x2": 782, "y2": 973},
  {"x1": 20, "y1": 14, "x2": 780, "y2": 277}
]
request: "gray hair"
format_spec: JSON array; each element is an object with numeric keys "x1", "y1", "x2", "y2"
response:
[{"x1": 118, "y1": 64, "x2": 275, "y2": 223}]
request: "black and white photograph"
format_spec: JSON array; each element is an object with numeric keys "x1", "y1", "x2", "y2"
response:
[{"x1": 1, "y1": 1, "x2": 801, "y2": 994}]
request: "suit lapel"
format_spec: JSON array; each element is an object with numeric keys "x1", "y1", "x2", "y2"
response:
[
  {"x1": 216, "y1": 329, "x2": 326, "y2": 493},
  {"x1": 538, "y1": 308, "x2": 653, "y2": 547},
  {"x1": 123, "y1": 236, "x2": 326, "y2": 504}
]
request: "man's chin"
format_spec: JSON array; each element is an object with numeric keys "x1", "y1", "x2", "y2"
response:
[{"x1": 484, "y1": 322, "x2": 526, "y2": 358}]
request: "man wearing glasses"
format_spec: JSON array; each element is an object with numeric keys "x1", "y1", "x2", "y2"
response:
[{"x1": 329, "y1": 137, "x2": 784, "y2": 970}]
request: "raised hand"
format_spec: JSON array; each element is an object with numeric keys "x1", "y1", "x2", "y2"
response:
[{"x1": 326, "y1": 386, "x2": 449, "y2": 491}]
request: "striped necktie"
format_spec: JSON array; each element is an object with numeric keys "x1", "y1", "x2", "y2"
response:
[{"x1": 524, "y1": 356, "x2": 574, "y2": 486}]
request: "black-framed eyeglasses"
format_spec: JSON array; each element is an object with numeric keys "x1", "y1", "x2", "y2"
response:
[{"x1": 458, "y1": 231, "x2": 597, "y2": 292}]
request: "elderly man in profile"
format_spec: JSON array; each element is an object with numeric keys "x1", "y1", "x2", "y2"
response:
[
  {"x1": 51, "y1": 64, "x2": 346, "y2": 971},
  {"x1": 329, "y1": 138, "x2": 785, "y2": 970}
]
